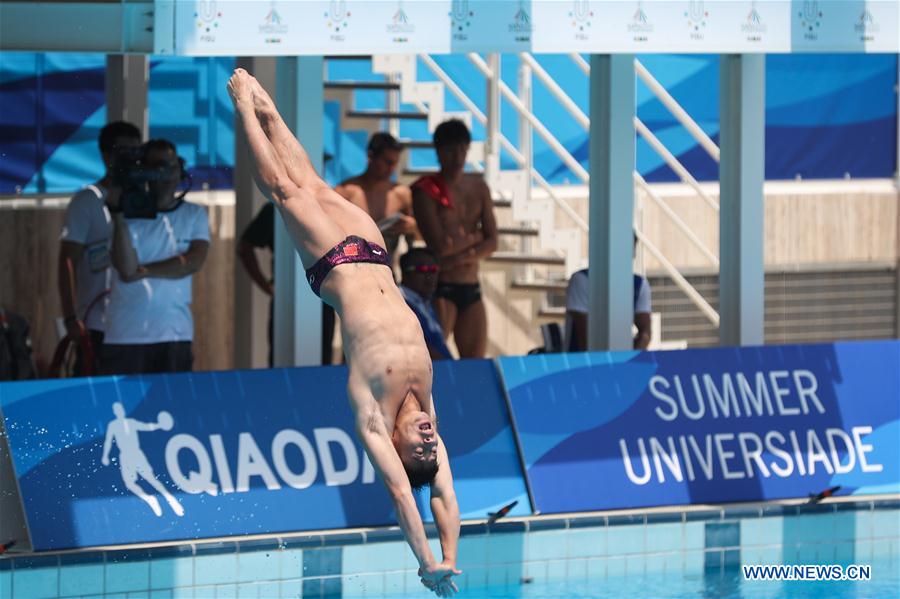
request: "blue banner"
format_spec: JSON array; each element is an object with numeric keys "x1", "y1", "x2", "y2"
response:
[
  {"x1": 499, "y1": 342, "x2": 900, "y2": 514},
  {"x1": 0, "y1": 360, "x2": 529, "y2": 551}
]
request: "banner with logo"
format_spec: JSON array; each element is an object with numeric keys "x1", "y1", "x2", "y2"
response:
[
  {"x1": 0, "y1": 360, "x2": 529, "y2": 551},
  {"x1": 449, "y1": 0, "x2": 535, "y2": 53},
  {"x1": 498, "y1": 341, "x2": 900, "y2": 514},
  {"x1": 166, "y1": 1, "x2": 897, "y2": 56},
  {"x1": 531, "y1": 0, "x2": 792, "y2": 53},
  {"x1": 173, "y1": 0, "x2": 453, "y2": 56}
]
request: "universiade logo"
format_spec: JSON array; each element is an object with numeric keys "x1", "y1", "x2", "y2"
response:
[
  {"x1": 194, "y1": 0, "x2": 221, "y2": 43},
  {"x1": 100, "y1": 404, "x2": 376, "y2": 517},
  {"x1": 798, "y1": 0, "x2": 822, "y2": 40},
  {"x1": 259, "y1": 1, "x2": 288, "y2": 44},
  {"x1": 450, "y1": 0, "x2": 474, "y2": 41},
  {"x1": 569, "y1": 0, "x2": 594, "y2": 40},
  {"x1": 509, "y1": 0, "x2": 532, "y2": 38},
  {"x1": 387, "y1": 0, "x2": 415, "y2": 37},
  {"x1": 627, "y1": 0, "x2": 653, "y2": 41},
  {"x1": 685, "y1": 0, "x2": 708, "y2": 40},
  {"x1": 854, "y1": 8, "x2": 879, "y2": 41},
  {"x1": 324, "y1": 0, "x2": 351, "y2": 41},
  {"x1": 741, "y1": 0, "x2": 767, "y2": 35}
]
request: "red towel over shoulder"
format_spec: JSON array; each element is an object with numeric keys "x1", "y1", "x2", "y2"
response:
[{"x1": 412, "y1": 174, "x2": 453, "y2": 209}]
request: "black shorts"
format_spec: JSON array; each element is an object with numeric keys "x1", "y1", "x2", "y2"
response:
[
  {"x1": 434, "y1": 282, "x2": 482, "y2": 312},
  {"x1": 101, "y1": 342, "x2": 193, "y2": 375}
]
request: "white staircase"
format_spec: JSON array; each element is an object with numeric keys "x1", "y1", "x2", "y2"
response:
[
  {"x1": 324, "y1": 55, "x2": 579, "y2": 338},
  {"x1": 324, "y1": 53, "x2": 714, "y2": 353}
]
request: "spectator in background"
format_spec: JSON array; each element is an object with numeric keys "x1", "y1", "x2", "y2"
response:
[
  {"x1": 101, "y1": 139, "x2": 210, "y2": 374},
  {"x1": 412, "y1": 119, "x2": 497, "y2": 358},
  {"x1": 57, "y1": 121, "x2": 142, "y2": 374},
  {"x1": 0, "y1": 308, "x2": 37, "y2": 381},
  {"x1": 565, "y1": 235, "x2": 653, "y2": 351},
  {"x1": 335, "y1": 132, "x2": 417, "y2": 259},
  {"x1": 399, "y1": 248, "x2": 453, "y2": 360},
  {"x1": 237, "y1": 201, "x2": 336, "y2": 366}
]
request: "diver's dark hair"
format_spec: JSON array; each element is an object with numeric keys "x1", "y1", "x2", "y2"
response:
[
  {"x1": 404, "y1": 459, "x2": 440, "y2": 492},
  {"x1": 432, "y1": 119, "x2": 471, "y2": 149}
]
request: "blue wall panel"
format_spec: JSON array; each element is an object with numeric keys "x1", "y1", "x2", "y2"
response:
[
  {"x1": 499, "y1": 342, "x2": 900, "y2": 514},
  {"x1": 0, "y1": 360, "x2": 528, "y2": 551}
]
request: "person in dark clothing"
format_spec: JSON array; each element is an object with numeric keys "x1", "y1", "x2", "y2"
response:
[
  {"x1": 238, "y1": 202, "x2": 336, "y2": 366},
  {"x1": 0, "y1": 308, "x2": 37, "y2": 381},
  {"x1": 399, "y1": 249, "x2": 453, "y2": 360}
]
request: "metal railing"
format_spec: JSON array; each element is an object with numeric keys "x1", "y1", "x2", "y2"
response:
[
  {"x1": 560, "y1": 53, "x2": 722, "y2": 325},
  {"x1": 418, "y1": 54, "x2": 588, "y2": 233},
  {"x1": 356, "y1": 52, "x2": 723, "y2": 328},
  {"x1": 633, "y1": 59, "x2": 720, "y2": 162}
]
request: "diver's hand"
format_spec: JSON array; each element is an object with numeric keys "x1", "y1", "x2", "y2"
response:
[{"x1": 419, "y1": 561, "x2": 461, "y2": 597}]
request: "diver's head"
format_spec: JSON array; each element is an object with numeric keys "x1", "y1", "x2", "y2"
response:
[
  {"x1": 391, "y1": 409, "x2": 440, "y2": 491},
  {"x1": 112, "y1": 402, "x2": 125, "y2": 418}
]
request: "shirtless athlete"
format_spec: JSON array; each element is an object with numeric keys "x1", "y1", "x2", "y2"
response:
[
  {"x1": 412, "y1": 120, "x2": 498, "y2": 358},
  {"x1": 227, "y1": 69, "x2": 461, "y2": 597},
  {"x1": 335, "y1": 132, "x2": 416, "y2": 259}
]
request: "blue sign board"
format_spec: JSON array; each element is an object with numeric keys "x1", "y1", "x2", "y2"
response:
[
  {"x1": 499, "y1": 342, "x2": 900, "y2": 514},
  {"x1": 0, "y1": 360, "x2": 529, "y2": 551}
]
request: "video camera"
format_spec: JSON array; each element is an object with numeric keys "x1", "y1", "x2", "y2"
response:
[{"x1": 110, "y1": 143, "x2": 189, "y2": 219}]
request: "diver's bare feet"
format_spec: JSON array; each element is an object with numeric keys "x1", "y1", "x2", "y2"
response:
[
  {"x1": 248, "y1": 76, "x2": 276, "y2": 115},
  {"x1": 227, "y1": 68, "x2": 255, "y2": 115}
]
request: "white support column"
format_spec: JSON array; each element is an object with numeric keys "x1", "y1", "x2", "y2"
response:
[
  {"x1": 588, "y1": 55, "x2": 635, "y2": 351},
  {"x1": 234, "y1": 57, "x2": 276, "y2": 369},
  {"x1": 485, "y1": 53, "x2": 501, "y2": 179},
  {"x1": 719, "y1": 54, "x2": 765, "y2": 347},
  {"x1": 105, "y1": 54, "x2": 148, "y2": 136},
  {"x1": 387, "y1": 72, "x2": 401, "y2": 139},
  {"x1": 273, "y1": 56, "x2": 325, "y2": 367}
]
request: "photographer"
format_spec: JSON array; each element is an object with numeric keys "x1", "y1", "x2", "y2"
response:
[
  {"x1": 101, "y1": 139, "x2": 210, "y2": 374},
  {"x1": 58, "y1": 121, "x2": 142, "y2": 375}
]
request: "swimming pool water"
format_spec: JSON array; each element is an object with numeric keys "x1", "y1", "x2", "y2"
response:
[
  {"x1": 346, "y1": 558, "x2": 900, "y2": 598},
  {"x1": 4, "y1": 502, "x2": 898, "y2": 598}
]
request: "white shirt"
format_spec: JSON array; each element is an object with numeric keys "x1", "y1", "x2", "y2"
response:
[
  {"x1": 104, "y1": 201, "x2": 210, "y2": 345},
  {"x1": 60, "y1": 185, "x2": 113, "y2": 332},
  {"x1": 564, "y1": 269, "x2": 651, "y2": 350}
]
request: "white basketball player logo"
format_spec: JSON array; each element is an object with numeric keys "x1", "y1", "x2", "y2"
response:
[{"x1": 101, "y1": 402, "x2": 185, "y2": 517}]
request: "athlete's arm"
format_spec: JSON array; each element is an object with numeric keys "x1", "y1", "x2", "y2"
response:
[
  {"x1": 140, "y1": 240, "x2": 209, "y2": 279},
  {"x1": 58, "y1": 241, "x2": 87, "y2": 338},
  {"x1": 412, "y1": 187, "x2": 480, "y2": 258},
  {"x1": 430, "y1": 434, "x2": 461, "y2": 575},
  {"x1": 349, "y1": 385, "x2": 439, "y2": 574},
  {"x1": 108, "y1": 208, "x2": 142, "y2": 282},
  {"x1": 469, "y1": 178, "x2": 499, "y2": 259},
  {"x1": 440, "y1": 179, "x2": 498, "y2": 269},
  {"x1": 133, "y1": 421, "x2": 161, "y2": 432}
]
